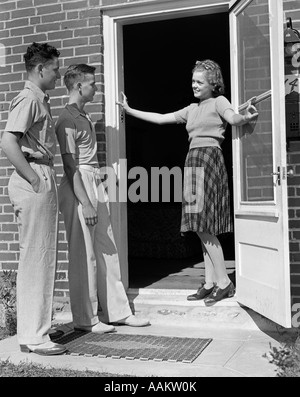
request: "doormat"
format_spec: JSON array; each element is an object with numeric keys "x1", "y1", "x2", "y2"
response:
[{"x1": 56, "y1": 330, "x2": 212, "y2": 363}]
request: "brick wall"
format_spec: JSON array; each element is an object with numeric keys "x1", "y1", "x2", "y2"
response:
[
  {"x1": 285, "y1": 0, "x2": 300, "y2": 308},
  {"x1": 0, "y1": 0, "x2": 106, "y2": 299},
  {"x1": 287, "y1": 141, "x2": 300, "y2": 306}
]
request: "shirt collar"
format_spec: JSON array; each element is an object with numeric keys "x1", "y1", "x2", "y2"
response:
[
  {"x1": 24, "y1": 80, "x2": 48, "y2": 103},
  {"x1": 65, "y1": 103, "x2": 87, "y2": 119}
]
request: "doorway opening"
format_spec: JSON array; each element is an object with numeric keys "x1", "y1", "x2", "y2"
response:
[{"x1": 123, "y1": 12, "x2": 235, "y2": 290}]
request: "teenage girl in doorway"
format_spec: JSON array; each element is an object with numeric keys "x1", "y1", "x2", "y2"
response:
[{"x1": 118, "y1": 60, "x2": 258, "y2": 305}]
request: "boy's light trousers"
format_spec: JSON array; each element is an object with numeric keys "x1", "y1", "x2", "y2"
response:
[
  {"x1": 58, "y1": 165, "x2": 132, "y2": 326},
  {"x1": 8, "y1": 163, "x2": 58, "y2": 345}
]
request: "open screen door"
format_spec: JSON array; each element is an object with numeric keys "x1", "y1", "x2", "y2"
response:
[{"x1": 230, "y1": 0, "x2": 291, "y2": 327}]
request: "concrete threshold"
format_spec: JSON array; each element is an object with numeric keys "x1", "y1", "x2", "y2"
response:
[{"x1": 54, "y1": 288, "x2": 296, "y2": 336}]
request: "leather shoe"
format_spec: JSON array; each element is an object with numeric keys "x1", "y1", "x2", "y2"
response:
[
  {"x1": 187, "y1": 284, "x2": 214, "y2": 301},
  {"x1": 74, "y1": 322, "x2": 115, "y2": 334},
  {"x1": 20, "y1": 341, "x2": 67, "y2": 356},
  {"x1": 204, "y1": 282, "x2": 235, "y2": 306},
  {"x1": 113, "y1": 315, "x2": 150, "y2": 327}
]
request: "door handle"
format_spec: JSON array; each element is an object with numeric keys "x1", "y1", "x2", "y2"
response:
[
  {"x1": 270, "y1": 167, "x2": 294, "y2": 185},
  {"x1": 271, "y1": 167, "x2": 281, "y2": 185}
]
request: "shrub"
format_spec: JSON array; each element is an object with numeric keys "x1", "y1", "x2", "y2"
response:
[
  {"x1": 266, "y1": 340, "x2": 300, "y2": 377},
  {"x1": 0, "y1": 271, "x2": 17, "y2": 336}
]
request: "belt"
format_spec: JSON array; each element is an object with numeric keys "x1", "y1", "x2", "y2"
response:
[{"x1": 27, "y1": 157, "x2": 54, "y2": 167}]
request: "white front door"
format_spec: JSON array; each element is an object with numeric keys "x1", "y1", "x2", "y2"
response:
[{"x1": 230, "y1": 0, "x2": 291, "y2": 327}]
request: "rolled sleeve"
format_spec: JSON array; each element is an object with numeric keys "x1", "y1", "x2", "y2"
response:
[{"x1": 55, "y1": 119, "x2": 77, "y2": 155}]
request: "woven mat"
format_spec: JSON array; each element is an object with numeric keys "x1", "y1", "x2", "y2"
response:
[{"x1": 56, "y1": 331, "x2": 212, "y2": 363}]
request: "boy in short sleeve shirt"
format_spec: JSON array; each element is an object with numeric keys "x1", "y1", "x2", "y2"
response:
[{"x1": 1, "y1": 43, "x2": 66, "y2": 356}]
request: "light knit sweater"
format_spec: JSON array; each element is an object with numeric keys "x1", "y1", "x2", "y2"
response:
[{"x1": 174, "y1": 96, "x2": 234, "y2": 149}]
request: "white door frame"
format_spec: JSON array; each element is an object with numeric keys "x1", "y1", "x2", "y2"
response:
[{"x1": 102, "y1": 0, "x2": 231, "y2": 289}]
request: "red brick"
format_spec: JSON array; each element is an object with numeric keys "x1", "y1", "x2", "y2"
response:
[
  {"x1": 80, "y1": 9, "x2": 100, "y2": 19},
  {"x1": 48, "y1": 30, "x2": 73, "y2": 40},
  {"x1": 0, "y1": 30, "x2": 9, "y2": 39},
  {"x1": 54, "y1": 281, "x2": 69, "y2": 289},
  {"x1": 290, "y1": 242, "x2": 300, "y2": 252},
  {"x1": 42, "y1": 12, "x2": 66, "y2": 23},
  {"x1": 289, "y1": 186, "x2": 296, "y2": 197},
  {"x1": 36, "y1": 4, "x2": 61, "y2": 15},
  {"x1": 30, "y1": 16, "x2": 41, "y2": 24},
  {"x1": 63, "y1": 1, "x2": 88, "y2": 11},
  {"x1": 66, "y1": 11, "x2": 78, "y2": 19},
  {"x1": 64, "y1": 56, "x2": 89, "y2": 67},
  {"x1": 53, "y1": 290, "x2": 65, "y2": 297},
  {"x1": 75, "y1": 45, "x2": 100, "y2": 56},
  {"x1": 0, "y1": 253, "x2": 17, "y2": 261},
  {"x1": 74, "y1": 27, "x2": 99, "y2": 37},
  {"x1": 1, "y1": 224, "x2": 18, "y2": 234},
  {"x1": 0, "y1": 12, "x2": 10, "y2": 22},
  {"x1": 290, "y1": 217, "x2": 300, "y2": 228},
  {"x1": 23, "y1": 34, "x2": 48, "y2": 44},
  {"x1": 5, "y1": 18, "x2": 30, "y2": 28},
  {"x1": 12, "y1": 44, "x2": 29, "y2": 55},
  {"x1": 34, "y1": 0, "x2": 59, "y2": 5},
  {"x1": 0, "y1": 214, "x2": 14, "y2": 222},
  {"x1": 17, "y1": 0, "x2": 34, "y2": 8},
  {"x1": 58, "y1": 48, "x2": 74, "y2": 58},
  {"x1": 90, "y1": 35, "x2": 102, "y2": 45},
  {"x1": 0, "y1": 263, "x2": 18, "y2": 271},
  {"x1": 63, "y1": 37, "x2": 88, "y2": 47},
  {"x1": 89, "y1": 17, "x2": 101, "y2": 27},
  {"x1": 0, "y1": 37, "x2": 23, "y2": 47},
  {"x1": 10, "y1": 82, "x2": 24, "y2": 91},
  {"x1": 11, "y1": 8, "x2": 35, "y2": 19},
  {"x1": 89, "y1": 54, "x2": 101, "y2": 64},
  {"x1": 0, "y1": 2, "x2": 17, "y2": 11},
  {"x1": 3, "y1": 205, "x2": 14, "y2": 214},
  {"x1": 0, "y1": 233, "x2": 14, "y2": 241},
  {"x1": 288, "y1": 177, "x2": 300, "y2": 187},
  {"x1": 6, "y1": 92, "x2": 19, "y2": 101},
  {"x1": 9, "y1": 243, "x2": 20, "y2": 251},
  {"x1": 36, "y1": 22, "x2": 62, "y2": 33},
  {"x1": 10, "y1": 26, "x2": 34, "y2": 37},
  {"x1": 62, "y1": 19, "x2": 87, "y2": 29}
]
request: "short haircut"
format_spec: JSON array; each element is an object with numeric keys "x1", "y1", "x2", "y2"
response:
[
  {"x1": 193, "y1": 59, "x2": 225, "y2": 97},
  {"x1": 24, "y1": 42, "x2": 60, "y2": 72},
  {"x1": 64, "y1": 64, "x2": 96, "y2": 91}
]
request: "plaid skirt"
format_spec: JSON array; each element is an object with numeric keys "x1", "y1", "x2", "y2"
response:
[{"x1": 181, "y1": 147, "x2": 233, "y2": 236}]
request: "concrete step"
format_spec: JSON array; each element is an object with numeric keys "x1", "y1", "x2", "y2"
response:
[
  {"x1": 127, "y1": 288, "x2": 291, "y2": 333},
  {"x1": 53, "y1": 288, "x2": 294, "y2": 335}
]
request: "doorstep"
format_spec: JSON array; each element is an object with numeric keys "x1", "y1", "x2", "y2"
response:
[
  {"x1": 126, "y1": 288, "x2": 290, "y2": 333},
  {"x1": 54, "y1": 288, "x2": 296, "y2": 335}
]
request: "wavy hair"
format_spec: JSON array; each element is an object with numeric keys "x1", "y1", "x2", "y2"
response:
[
  {"x1": 24, "y1": 42, "x2": 60, "y2": 72},
  {"x1": 193, "y1": 60, "x2": 225, "y2": 97}
]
